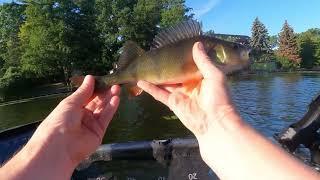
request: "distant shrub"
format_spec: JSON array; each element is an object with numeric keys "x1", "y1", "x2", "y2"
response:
[
  {"x1": 0, "y1": 67, "x2": 26, "y2": 91},
  {"x1": 276, "y1": 56, "x2": 300, "y2": 70},
  {"x1": 251, "y1": 62, "x2": 277, "y2": 72}
]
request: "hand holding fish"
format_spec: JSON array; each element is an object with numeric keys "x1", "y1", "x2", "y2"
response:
[
  {"x1": 40, "y1": 76, "x2": 120, "y2": 166},
  {"x1": 138, "y1": 42, "x2": 320, "y2": 180},
  {"x1": 0, "y1": 76, "x2": 120, "y2": 180},
  {"x1": 137, "y1": 42, "x2": 240, "y2": 138}
]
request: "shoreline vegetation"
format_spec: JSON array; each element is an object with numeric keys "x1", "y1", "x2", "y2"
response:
[{"x1": 0, "y1": 1, "x2": 319, "y2": 102}]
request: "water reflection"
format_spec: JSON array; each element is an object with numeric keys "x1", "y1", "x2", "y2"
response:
[
  {"x1": 105, "y1": 92, "x2": 192, "y2": 143},
  {"x1": 0, "y1": 73, "x2": 320, "y2": 142},
  {"x1": 0, "y1": 96, "x2": 64, "y2": 131}
]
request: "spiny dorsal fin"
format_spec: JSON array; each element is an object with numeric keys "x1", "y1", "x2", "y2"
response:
[
  {"x1": 152, "y1": 20, "x2": 202, "y2": 49},
  {"x1": 117, "y1": 41, "x2": 145, "y2": 70}
]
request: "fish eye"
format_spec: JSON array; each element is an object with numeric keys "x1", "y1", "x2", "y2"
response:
[{"x1": 207, "y1": 49, "x2": 217, "y2": 59}]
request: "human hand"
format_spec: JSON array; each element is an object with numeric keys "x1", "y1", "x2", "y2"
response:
[
  {"x1": 32, "y1": 75, "x2": 120, "y2": 167},
  {"x1": 137, "y1": 43, "x2": 320, "y2": 180},
  {"x1": 137, "y1": 42, "x2": 242, "y2": 138},
  {"x1": 0, "y1": 75, "x2": 121, "y2": 180}
]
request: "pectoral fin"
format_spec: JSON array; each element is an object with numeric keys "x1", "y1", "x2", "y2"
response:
[
  {"x1": 124, "y1": 84, "x2": 143, "y2": 97},
  {"x1": 182, "y1": 79, "x2": 202, "y2": 96}
]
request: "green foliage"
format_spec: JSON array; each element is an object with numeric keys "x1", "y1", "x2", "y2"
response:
[
  {"x1": 298, "y1": 35, "x2": 316, "y2": 68},
  {"x1": 95, "y1": 0, "x2": 192, "y2": 69},
  {"x1": 250, "y1": 61, "x2": 277, "y2": 72},
  {"x1": 0, "y1": 58, "x2": 4, "y2": 75},
  {"x1": 278, "y1": 20, "x2": 301, "y2": 65},
  {"x1": 315, "y1": 40, "x2": 320, "y2": 66},
  {"x1": 19, "y1": 0, "x2": 103, "y2": 80},
  {"x1": 250, "y1": 17, "x2": 272, "y2": 57},
  {"x1": 0, "y1": 67, "x2": 25, "y2": 91},
  {"x1": 276, "y1": 55, "x2": 299, "y2": 70},
  {"x1": 160, "y1": 0, "x2": 193, "y2": 28},
  {"x1": 268, "y1": 35, "x2": 278, "y2": 49},
  {"x1": 297, "y1": 28, "x2": 320, "y2": 68},
  {"x1": 0, "y1": 0, "x2": 192, "y2": 97},
  {"x1": 0, "y1": 2, "x2": 25, "y2": 68},
  {"x1": 19, "y1": 0, "x2": 69, "y2": 78},
  {"x1": 252, "y1": 53, "x2": 275, "y2": 63},
  {"x1": 64, "y1": 0, "x2": 101, "y2": 75}
]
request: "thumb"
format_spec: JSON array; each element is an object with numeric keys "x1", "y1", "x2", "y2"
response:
[
  {"x1": 193, "y1": 42, "x2": 224, "y2": 79},
  {"x1": 69, "y1": 75, "x2": 95, "y2": 105}
]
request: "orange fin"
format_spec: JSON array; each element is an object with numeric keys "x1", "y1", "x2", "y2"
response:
[
  {"x1": 125, "y1": 84, "x2": 143, "y2": 97},
  {"x1": 182, "y1": 79, "x2": 201, "y2": 96}
]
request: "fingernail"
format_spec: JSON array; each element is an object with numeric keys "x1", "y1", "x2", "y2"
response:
[
  {"x1": 198, "y1": 42, "x2": 205, "y2": 51},
  {"x1": 84, "y1": 75, "x2": 90, "y2": 81}
]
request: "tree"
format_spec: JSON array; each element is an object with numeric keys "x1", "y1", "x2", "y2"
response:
[
  {"x1": 19, "y1": 0, "x2": 70, "y2": 78},
  {"x1": 278, "y1": 20, "x2": 301, "y2": 66},
  {"x1": 160, "y1": 0, "x2": 193, "y2": 28},
  {"x1": 65, "y1": 0, "x2": 102, "y2": 75},
  {"x1": 128, "y1": 0, "x2": 162, "y2": 48},
  {"x1": 205, "y1": 30, "x2": 215, "y2": 36},
  {"x1": 298, "y1": 28, "x2": 320, "y2": 67},
  {"x1": 250, "y1": 17, "x2": 272, "y2": 59},
  {"x1": 94, "y1": 0, "x2": 136, "y2": 70},
  {"x1": 315, "y1": 39, "x2": 320, "y2": 66},
  {"x1": 19, "y1": 0, "x2": 101, "y2": 83},
  {"x1": 268, "y1": 35, "x2": 279, "y2": 50},
  {"x1": 298, "y1": 32, "x2": 317, "y2": 68},
  {"x1": 0, "y1": 2, "x2": 26, "y2": 69},
  {"x1": 94, "y1": 0, "x2": 192, "y2": 71},
  {"x1": 3, "y1": 0, "x2": 192, "y2": 85}
]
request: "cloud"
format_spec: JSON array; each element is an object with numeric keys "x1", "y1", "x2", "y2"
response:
[{"x1": 193, "y1": 0, "x2": 221, "y2": 18}]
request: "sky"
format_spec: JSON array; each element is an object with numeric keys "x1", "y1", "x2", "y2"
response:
[
  {"x1": 186, "y1": 0, "x2": 320, "y2": 36},
  {"x1": 1, "y1": 0, "x2": 319, "y2": 36}
]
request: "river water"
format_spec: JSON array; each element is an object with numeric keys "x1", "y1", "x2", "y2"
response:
[{"x1": 1, "y1": 73, "x2": 320, "y2": 144}]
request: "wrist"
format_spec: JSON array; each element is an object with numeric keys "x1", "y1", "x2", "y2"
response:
[
  {"x1": 198, "y1": 104, "x2": 245, "y2": 136},
  {"x1": 2, "y1": 123, "x2": 76, "y2": 180},
  {"x1": 32, "y1": 121, "x2": 78, "y2": 169},
  {"x1": 195, "y1": 109, "x2": 248, "y2": 166}
]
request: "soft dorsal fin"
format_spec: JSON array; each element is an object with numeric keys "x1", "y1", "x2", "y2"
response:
[
  {"x1": 116, "y1": 41, "x2": 145, "y2": 70},
  {"x1": 151, "y1": 20, "x2": 202, "y2": 49}
]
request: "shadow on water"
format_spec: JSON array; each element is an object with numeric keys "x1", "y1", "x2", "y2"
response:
[{"x1": 1, "y1": 73, "x2": 320, "y2": 142}]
